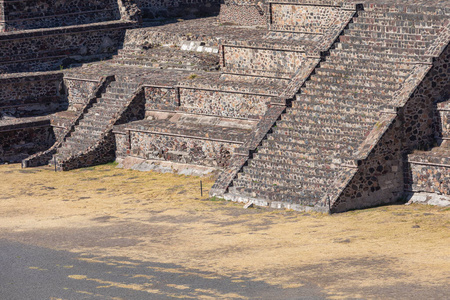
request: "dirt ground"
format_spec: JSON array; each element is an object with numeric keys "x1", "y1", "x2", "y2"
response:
[{"x1": 0, "y1": 163, "x2": 448, "y2": 299}]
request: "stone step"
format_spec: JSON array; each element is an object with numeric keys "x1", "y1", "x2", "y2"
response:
[
  {"x1": 276, "y1": 119, "x2": 370, "y2": 138},
  {"x1": 113, "y1": 49, "x2": 219, "y2": 71},
  {"x1": 304, "y1": 81, "x2": 396, "y2": 96},
  {"x1": 321, "y1": 56, "x2": 414, "y2": 72},
  {"x1": 78, "y1": 116, "x2": 113, "y2": 127},
  {"x1": 339, "y1": 35, "x2": 431, "y2": 51},
  {"x1": 96, "y1": 97, "x2": 126, "y2": 108},
  {"x1": 113, "y1": 59, "x2": 203, "y2": 71},
  {"x1": 60, "y1": 139, "x2": 94, "y2": 151},
  {"x1": 257, "y1": 146, "x2": 356, "y2": 166},
  {"x1": 75, "y1": 124, "x2": 104, "y2": 134},
  {"x1": 252, "y1": 152, "x2": 336, "y2": 170},
  {"x1": 287, "y1": 104, "x2": 378, "y2": 122},
  {"x1": 314, "y1": 66, "x2": 408, "y2": 84},
  {"x1": 82, "y1": 108, "x2": 115, "y2": 118},
  {"x1": 108, "y1": 81, "x2": 140, "y2": 90},
  {"x1": 64, "y1": 132, "x2": 98, "y2": 144},
  {"x1": 237, "y1": 172, "x2": 329, "y2": 194},
  {"x1": 243, "y1": 165, "x2": 335, "y2": 185},
  {"x1": 260, "y1": 138, "x2": 354, "y2": 158},
  {"x1": 267, "y1": 134, "x2": 359, "y2": 153},
  {"x1": 357, "y1": 10, "x2": 449, "y2": 22},
  {"x1": 363, "y1": 4, "x2": 450, "y2": 16},
  {"x1": 295, "y1": 94, "x2": 391, "y2": 111},
  {"x1": 292, "y1": 97, "x2": 383, "y2": 117},
  {"x1": 353, "y1": 17, "x2": 441, "y2": 29},
  {"x1": 272, "y1": 126, "x2": 363, "y2": 145},
  {"x1": 281, "y1": 110, "x2": 376, "y2": 128},
  {"x1": 117, "y1": 47, "x2": 218, "y2": 61},
  {"x1": 107, "y1": 87, "x2": 137, "y2": 95},
  {"x1": 101, "y1": 92, "x2": 131, "y2": 100},
  {"x1": 309, "y1": 72, "x2": 400, "y2": 90},
  {"x1": 347, "y1": 22, "x2": 442, "y2": 36},
  {"x1": 248, "y1": 157, "x2": 337, "y2": 176},
  {"x1": 343, "y1": 29, "x2": 437, "y2": 42},
  {"x1": 329, "y1": 49, "x2": 426, "y2": 63},
  {"x1": 299, "y1": 87, "x2": 392, "y2": 105},
  {"x1": 232, "y1": 182, "x2": 322, "y2": 205},
  {"x1": 336, "y1": 42, "x2": 427, "y2": 57}
]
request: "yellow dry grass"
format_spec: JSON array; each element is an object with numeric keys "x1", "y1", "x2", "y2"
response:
[{"x1": 0, "y1": 163, "x2": 449, "y2": 299}]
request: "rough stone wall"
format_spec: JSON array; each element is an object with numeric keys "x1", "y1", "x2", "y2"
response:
[
  {"x1": 124, "y1": 131, "x2": 238, "y2": 167},
  {"x1": 122, "y1": 28, "x2": 221, "y2": 49},
  {"x1": 179, "y1": 88, "x2": 273, "y2": 119},
  {"x1": 332, "y1": 117, "x2": 404, "y2": 212},
  {"x1": 219, "y1": 3, "x2": 265, "y2": 26},
  {"x1": 269, "y1": 4, "x2": 342, "y2": 33},
  {"x1": 222, "y1": 46, "x2": 306, "y2": 78},
  {"x1": 136, "y1": 0, "x2": 220, "y2": 19},
  {"x1": 144, "y1": 86, "x2": 177, "y2": 111},
  {"x1": 401, "y1": 45, "x2": 450, "y2": 151},
  {"x1": 409, "y1": 163, "x2": 450, "y2": 195},
  {"x1": 0, "y1": 123, "x2": 55, "y2": 163},
  {"x1": 0, "y1": 23, "x2": 130, "y2": 73},
  {"x1": 0, "y1": 72, "x2": 65, "y2": 118},
  {"x1": 64, "y1": 78, "x2": 101, "y2": 111},
  {"x1": 0, "y1": 0, "x2": 120, "y2": 31},
  {"x1": 332, "y1": 45, "x2": 450, "y2": 212}
]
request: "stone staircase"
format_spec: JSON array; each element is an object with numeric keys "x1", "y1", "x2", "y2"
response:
[
  {"x1": 223, "y1": 4, "x2": 449, "y2": 211},
  {"x1": 51, "y1": 80, "x2": 140, "y2": 169}
]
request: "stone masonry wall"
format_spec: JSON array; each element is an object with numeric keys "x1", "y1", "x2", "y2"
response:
[
  {"x1": 332, "y1": 45, "x2": 450, "y2": 212},
  {"x1": 269, "y1": 4, "x2": 343, "y2": 33},
  {"x1": 64, "y1": 77, "x2": 102, "y2": 111},
  {"x1": 332, "y1": 116, "x2": 405, "y2": 212},
  {"x1": 409, "y1": 163, "x2": 450, "y2": 195},
  {"x1": 0, "y1": 72, "x2": 65, "y2": 118},
  {"x1": 179, "y1": 88, "x2": 274, "y2": 119},
  {"x1": 124, "y1": 131, "x2": 238, "y2": 167},
  {"x1": 219, "y1": 3, "x2": 266, "y2": 26},
  {"x1": 0, "y1": 122, "x2": 55, "y2": 163},
  {"x1": 144, "y1": 86, "x2": 177, "y2": 111},
  {"x1": 401, "y1": 45, "x2": 450, "y2": 151},
  {"x1": 0, "y1": 22, "x2": 131, "y2": 73},
  {"x1": 222, "y1": 46, "x2": 307, "y2": 78},
  {"x1": 136, "y1": 0, "x2": 220, "y2": 19},
  {"x1": 0, "y1": 0, "x2": 120, "y2": 32}
]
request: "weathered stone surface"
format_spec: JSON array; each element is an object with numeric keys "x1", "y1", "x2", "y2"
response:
[{"x1": 0, "y1": 0, "x2": 446, "y2": 213}]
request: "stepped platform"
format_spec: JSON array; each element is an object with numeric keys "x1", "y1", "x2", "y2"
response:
[
  {"x1": 114, "y1": 111, "x2": 256, "y2": 168},
  {"x1": 0, "y1": 20, "x2": 136, "y2": 73},
  {"x1": 13, "y1": 0, "x2": 449, "y2": 213},
  {"x1": 214, "y1": 1, "x2": 450, "y2": 212}
]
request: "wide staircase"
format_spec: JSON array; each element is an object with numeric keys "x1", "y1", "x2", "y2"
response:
[
  {"x1": 50, "y1": 80, "x2": 140, "y2": 169},
  {"x1": 224, "y1": 4, "x2": 449, "y2": 210}
]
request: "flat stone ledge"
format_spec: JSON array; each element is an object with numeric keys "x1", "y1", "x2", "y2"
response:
[{"x1": 406, "y1": 192, "x2": 450, "y2": 207}]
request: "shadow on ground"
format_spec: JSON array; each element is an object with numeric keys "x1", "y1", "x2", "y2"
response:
[{"x1": 0, "y1": 239, "x2": 330, "y2": 300}]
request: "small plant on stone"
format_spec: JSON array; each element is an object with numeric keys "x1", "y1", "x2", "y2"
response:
[{"x1": 187, "y1": 74, "x2": 198, "y2": 79}]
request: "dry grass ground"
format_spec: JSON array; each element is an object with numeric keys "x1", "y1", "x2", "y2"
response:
[{"x1": 0, "y1": 163, "x2": 448, "y2": 299}]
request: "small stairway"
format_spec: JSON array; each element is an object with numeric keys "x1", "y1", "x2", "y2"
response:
[
  {"x1": 51, "y1": 80, "x2": 139, "y2": 168},
  {"x1": 226, "y1": 5, "x2": 448, "y2": 210}
]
